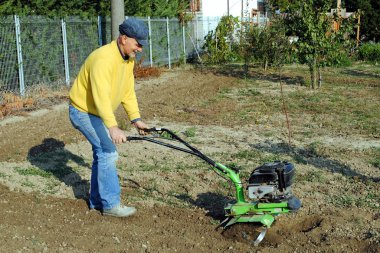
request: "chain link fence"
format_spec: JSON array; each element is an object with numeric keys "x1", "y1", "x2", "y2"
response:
[
  {"x1": 0, "y1": 15, "x2": 221, "y2": 96},
  {"x1": 0, "y1": 16, "x2": 18, "y2": 92},
  {"x1": 66, "y1": 17, "x2": 100, "y2": 81}
]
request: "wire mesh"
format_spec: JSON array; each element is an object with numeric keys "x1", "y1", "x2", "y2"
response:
[
  {"x1": 149, "y1": 18, "x2": 169, "y2": 66},
  {"x1": 185, "y1": 16, "x2": 221, "y2": 60},
  {"x1": 98, "y1": 16, "x2": 112, "y2": 46},
  {"x1": 132, "y1": 17, "x2": 151, "y2": 67},
  {"x1": 18, "y1": 16, "x2": 65, "y2": 89},
  {"x1": 65, "y1": 16, "x2": 99, "y2": 80},
  {"x1": 169, "y1": 19, "x2": 183, "y2": 63},
  {"x1": 184, "y1": 20, "x2": 197, "y2": 59},
  {"x1": 0, "y1": 15, "x2": 223, "y2": 95},
  {"x1": 0, "y1": 16, "x2": 18, "y2": 92}
]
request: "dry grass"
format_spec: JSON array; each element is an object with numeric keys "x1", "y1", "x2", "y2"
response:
[
  {"x1": 0, "y1": 93, "x2": 34, "y2": 118},
  {"x1": 134, "y1": 65, "x2": 162, "y2": 79},
  {"x1": 0, "y1": 85, "x2": 69, "y2": 118},
  {"x1": 0, "y1": 64, "x2": 163, "y2": 119},
  {"x1": 134, "y1": 57, "x2": 163, "y2": 78}
]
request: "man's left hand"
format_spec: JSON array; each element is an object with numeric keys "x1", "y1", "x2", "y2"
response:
[{"x1": 132, "y1": 120, "x2": 149, "y2": 135}]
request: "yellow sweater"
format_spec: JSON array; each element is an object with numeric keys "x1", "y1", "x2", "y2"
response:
[{"x1": 69, "y1": 40, "x2": 140, "y2": 128}]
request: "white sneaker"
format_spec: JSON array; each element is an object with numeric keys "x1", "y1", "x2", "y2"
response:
[{"x1": 103, "y1": 205, "x2": 137, "y2": 217}]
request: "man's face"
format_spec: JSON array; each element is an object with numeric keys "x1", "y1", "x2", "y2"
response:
[{"x1": 121, "y1": 35, "x2": 143, "y2": 58}]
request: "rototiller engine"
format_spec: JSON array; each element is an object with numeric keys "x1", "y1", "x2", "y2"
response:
[{"x1": 127, "y1": 128, "x2": 301, "y2": 245}]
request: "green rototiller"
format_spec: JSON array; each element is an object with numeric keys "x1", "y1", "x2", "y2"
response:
[{"x1": 128, "y1": 127, "x2": 301, "y2": 246}]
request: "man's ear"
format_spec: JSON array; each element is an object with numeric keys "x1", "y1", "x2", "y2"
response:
[{"x1": 118, "y1": 35, "x2": 126, "y2": 45}]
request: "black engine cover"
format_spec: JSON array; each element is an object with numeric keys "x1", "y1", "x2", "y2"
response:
[{"x1": 249, "y1": 161, "x2": 295, "y2": 191}]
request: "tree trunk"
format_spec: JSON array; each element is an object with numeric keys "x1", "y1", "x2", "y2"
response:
[
  {"x1": 318, "y1": 67, "x2": 322, "y2": 88},
  {"x1": 309, "y1": 58, "x2": 317, "y2": 89},
  {"x1": 264, "y1": 59, "x2": 268, "y2": 72}
]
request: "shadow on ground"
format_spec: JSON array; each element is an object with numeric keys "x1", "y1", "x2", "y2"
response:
[
  {"x1": 198, "y1": 64, "x2": 307, "y2": 86},
  {"x1": 176, "y1": 192, "x2": 232, "y2": 221},
  {"x1": 343, "y1": 69, "x2": 380, "y2": 80},
  {"x1": 27, "y1": 138, "x2": 91, "y2": 200},
  {"x1": 250, "y1": 140, "x2": 380, "y2": 182}
]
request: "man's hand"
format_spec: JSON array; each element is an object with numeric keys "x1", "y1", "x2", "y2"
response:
[
  {"x1": 109, "y1": 126, "x2": 127, "y2": 144},
  {"x1": 132, "y1": 120, "x2": 149, "y2": 135}
]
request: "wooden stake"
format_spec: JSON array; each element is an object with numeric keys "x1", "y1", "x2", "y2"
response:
[
  {"x1": 356, "y1": 12, "x2": 361, "y2": 47},
  {"x1": 337, "y1": 0, "x2": 341, "y2": 17}
]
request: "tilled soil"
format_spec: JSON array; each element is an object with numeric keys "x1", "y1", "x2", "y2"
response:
[{"x1": 0, "y1": 67, "x2": 379, "y2": 253}]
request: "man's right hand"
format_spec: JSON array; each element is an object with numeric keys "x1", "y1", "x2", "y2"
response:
[{"x1": 108, "y1": 126, "x2": 127, "y2": 144}]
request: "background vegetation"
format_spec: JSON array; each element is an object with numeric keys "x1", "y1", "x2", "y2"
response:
[
  {"x1": 358, "y1": 43, "x2": 380, "y2": 62},
  {"x1": 0, "y1": 0, "x2": 378, "y2": 42},
  {"x1": 0, "y1": 0, "x2": 189, "y2": 18},
  {"x1": 202, "y1": 0, "x2": 361, "y2": 89},
  {"x1": 269, "y1": 0, "x2": 380, "y2": 42},
  {"x1": 202, "y1": 16, "x2": 240, "y2": 64},
  {"x1": 1, "y1": 0, "x2": 379, "y2": 90}
]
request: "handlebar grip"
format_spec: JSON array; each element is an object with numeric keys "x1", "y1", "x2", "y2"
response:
[{"x1": 145, "y1": 127, "x2": 163, "y2": 132}]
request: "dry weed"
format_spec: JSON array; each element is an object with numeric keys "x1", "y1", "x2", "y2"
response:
[
  {"x1": 134, "y1": 58, "x2": 162, "y2": 78},
  {"x1": 0, "y1": 93, "x2": 34, "y2": 118},
  {"x1": 0, "y1": 84, "x2": 69, "y2": 119}
]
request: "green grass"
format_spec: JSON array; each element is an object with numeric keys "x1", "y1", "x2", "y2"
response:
[
  {"x1": 370, "y1": 156, "x2": 380, "y2": 168},
  {"x1": 330, "y1": 195, "x2": 354, "y2": 207},
  {"x1": 184, "y1": 127, "x2": 196, "y2": 138},
  {"x1": 307, "y1": 141, "x2": 323, "y2": 156},
  {"x1": 174, "y1": 162, "x2": 206, "y2": 171},
  {"x1": 21, "y1": 180, "x2": 35, "y2": 188},
  {"x1": 145, "y1": 178, "x2": 159, "y2": 193},
  {"x1": 42, "y1": 181, "x2": 60, "y2": 194},
  {"x1": 329, "y1": 194, "x2": 379, "y2": 208},
  {"x1": 228, "y1": 149, "x2": 284, "y2": 165},
  {"x1": 238, "y1": 109, "x2": 253, "y2": 120},
  {"x1": 238, "y1": 87, "x2": 261, "y2": 96},
  {"x1": 209, "y1": 64, "x2": 380, "y2": 138},
  {"x1": 140, "y1": 164, "x2": 160, "y2": 171},
  {"x1": 296, "y1": 170, "x2": 326, "y2": 183},
  {"x1": 294, "y1": 153, "x2": 308, "y2": 164},
  {"x1": 15, "y1": 167, "x2": 53, "y2": 178},
  {"x1": 217, "y1": 87, "x2": 232, "y2": 98},
  {"x1": 231, "y1": 150, "x2": 261, "y2": 160}
]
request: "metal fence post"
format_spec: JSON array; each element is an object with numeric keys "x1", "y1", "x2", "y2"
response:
[
  {"x1": 166, "y1": 17, "x2": 171, "y2": 69},
  {"x1": 98, "y1": 16, "x2": 103, "y2": 46},
  {"x1": 195, "y1": 14, "x2": 199, "y2": 50},
  {"x1": 182, "y1": 22, "x2": 186, "y2": 64},
  {"x1": 61, "y1": 19, "x2": 70, "y2": 86},
  {"x1": 14, "y1": 15, "x2": 25, "y2": 96},
  {"x1": 207, "y1": 16, "x2": 210, "y2": 33},
  {"x1": 148, "y1": 16, "x2": 153, "y2": 67}
]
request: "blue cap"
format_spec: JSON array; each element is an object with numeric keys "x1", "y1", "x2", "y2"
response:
[{"x1": 119, "y1": 18, "x2": 148, "y2": 47}]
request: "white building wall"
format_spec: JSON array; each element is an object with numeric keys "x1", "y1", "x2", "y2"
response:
[
  {"x1": 194, "y1": 0, "x2": 264, "y2": 51},
  {"x1": 201, "y1": 0, "x2": 258, "y2": 18}
]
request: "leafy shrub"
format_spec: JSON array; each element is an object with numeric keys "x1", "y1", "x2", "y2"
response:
[
  {"x1": 328, "y1": 50, "x2": 352, "y2": 67},
  {"x1": 244, "y1": 19, "x2": 292, "y2": 70},
  {"x1": 202, "y1": 16, "x2": 240, "y2": 64},
  {"x1": 358, "y1": 43, "x2": 380, "y2": 63}
]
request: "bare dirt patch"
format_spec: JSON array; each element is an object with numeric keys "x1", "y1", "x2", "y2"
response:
[{"x1": 0, "y1": 66, "x2": 379, "y2": 252}]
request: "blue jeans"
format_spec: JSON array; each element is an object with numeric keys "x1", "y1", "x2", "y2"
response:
[{"x1": 69, "y1": 105, "x2": 120, "y2": 210}]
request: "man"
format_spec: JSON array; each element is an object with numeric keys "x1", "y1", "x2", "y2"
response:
[{"x1": 69, "y1": 18, "x2": 149, "y2": 217}]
